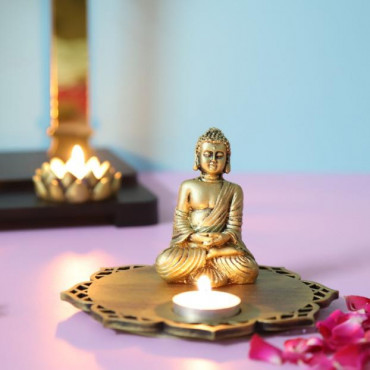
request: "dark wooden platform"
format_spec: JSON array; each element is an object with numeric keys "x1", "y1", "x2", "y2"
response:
[{"x1": 0, "y1": 150, "x2": 158, "y2": 230}]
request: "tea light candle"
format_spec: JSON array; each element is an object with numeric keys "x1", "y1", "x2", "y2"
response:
[{"x1": 172, "y1": 276, "x2": 241, "y2": 322}]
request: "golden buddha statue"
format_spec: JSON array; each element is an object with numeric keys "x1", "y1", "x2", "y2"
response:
[{"x1": 155, "y1": 128, "x2": 259, "y2": 287}]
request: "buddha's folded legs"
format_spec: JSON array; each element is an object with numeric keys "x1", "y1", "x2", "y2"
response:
[
  {"x1": 212, "y1": 255, "x2": 259, "y2": 284},
  {"x1": 155, "y1": 246, "x2": 207, "y2": 283},
  {"x1": 156, "y1": 246, "x2": 259, "y2": 287}
]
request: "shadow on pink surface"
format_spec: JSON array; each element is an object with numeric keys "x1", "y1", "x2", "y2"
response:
[{"x1": 56, "y1": 311, "x2": 258, "y2": 362}]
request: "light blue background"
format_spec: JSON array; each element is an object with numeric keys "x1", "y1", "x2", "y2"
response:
[{"x1": 0, "y1": 0, "x2": 369, "y2": 172}]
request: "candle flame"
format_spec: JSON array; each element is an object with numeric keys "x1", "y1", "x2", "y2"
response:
[
  {"x1": 66, "y1": 145, "x2": 86, "y2": 179},
  {"x1": 88, "y1": 158, "x2": 109, "y2": 179},
  {"x1": 50, "y1": 157, "x2": 66, "y2": 179},
  {"x1": 71, "y1": 145, "x2": 85, "y2": 162},
  {"x1": 49, "y1": 145, "x2": 110, "y2": 181},
  {"x1": 197, "y1": 275, "x2": 211, "y2": 292}
]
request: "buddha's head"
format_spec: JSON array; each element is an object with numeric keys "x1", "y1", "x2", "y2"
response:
[{"x1": 194, "y1": 128, "x2": 231, "y2": 175}]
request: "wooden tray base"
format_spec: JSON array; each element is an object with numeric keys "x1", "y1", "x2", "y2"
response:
[{"x1": 61, "y1": 265, "x2": 339, "y2": 341}]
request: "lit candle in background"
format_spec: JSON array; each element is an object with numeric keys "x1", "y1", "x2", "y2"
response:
[
  {"x1": 50, "y1": 145, "x2": 109, "y2": 181},
  {"x1": 34, "y1": 145, "x2": 122, "y2": 203},
  {"x1": 172, "y1": 276, "x2": 241, "y2": 322}
]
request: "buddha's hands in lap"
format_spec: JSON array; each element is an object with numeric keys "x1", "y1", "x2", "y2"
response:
[
  {"x1": 189, "y1": 232, "x2": 231, "y2": 250},
  {"x1": 189, "y1": 232, "x2": 245, "y2": 259},
  {"x1": 189, "y1": 233, "x2": 213, "y2": 249},
  {"x1": 207, "y1": 232, "x2": 231, "y2": 247}
]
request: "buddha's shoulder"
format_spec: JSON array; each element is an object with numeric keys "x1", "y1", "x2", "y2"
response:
[
  {"x1": 179, "y1": 178, "x2": 201, "y2": 191},
  {"x1": 224, "y1": 180, "x2": 243, "y2": 195}
]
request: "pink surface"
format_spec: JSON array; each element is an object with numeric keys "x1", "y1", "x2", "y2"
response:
[{"x1": 1, "y1": 173, "x2": 369, "y2": 370}]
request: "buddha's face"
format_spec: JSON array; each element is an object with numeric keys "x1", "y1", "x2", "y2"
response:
[{"x1": 199, "y1": 142, "x2": 227, "y2": 175}]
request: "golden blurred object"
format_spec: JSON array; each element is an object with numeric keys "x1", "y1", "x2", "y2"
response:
[
  {"x1": 156, "y1": 128, "x2": 259, "y2": 288},
  {"x1": 33, "y1": 145, "x2": 122, "y2": 203},
  {"x1": 48, "y1": 0, "x2": 93, "y2": 161}
]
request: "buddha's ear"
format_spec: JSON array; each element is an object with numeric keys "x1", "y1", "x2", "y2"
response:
[
  {"x1": 193, "y1": 154, "x2": 199, "y2": 171},
  {"x1": 224, "y1": 161, "x2": 231, "y2": 174}
]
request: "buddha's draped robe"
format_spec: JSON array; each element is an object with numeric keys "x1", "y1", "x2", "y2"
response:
[{"x1": 156, "y1": 181, "x2": 258, "y2": 286}]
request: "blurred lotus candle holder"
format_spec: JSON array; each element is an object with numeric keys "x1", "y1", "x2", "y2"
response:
[{"x1": 33, "y1": 145, "x2": 122, "y2": 203}]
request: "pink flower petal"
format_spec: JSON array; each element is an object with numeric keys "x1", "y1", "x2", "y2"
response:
[
  {"x1": 317, "y1": 310, "x2": 367, "y2": 350},
  {"x1": 331, "y1": 315, "x2": 366, "y2": 346},
  {"x1": 307, "y1": 353, "x2": 334, "y2": 370},
  {"x1": 317, "y1": 310, "x2": 348, "y2": 339},
  {"x1": 363, "y1": 316, "x2": 370, "y2": 331},
  {"x1": 345, "y1": 296, "x2": 370, "y2": 313},
  {"x1": 248, "y1": 297, "x2": 370, "y2": 368},
  {"x1": 333, "y1": 342, "x2": 370, "y2": 370},
  {"x1": 283, "y1": 337, "x2": 325, "y2": 364},
  {"x1": 249, "y1": 334, "x2": 284, "y2": 365},
  {"x1": 365, "y1": 331, "x2": 370, "y2": 342}
]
